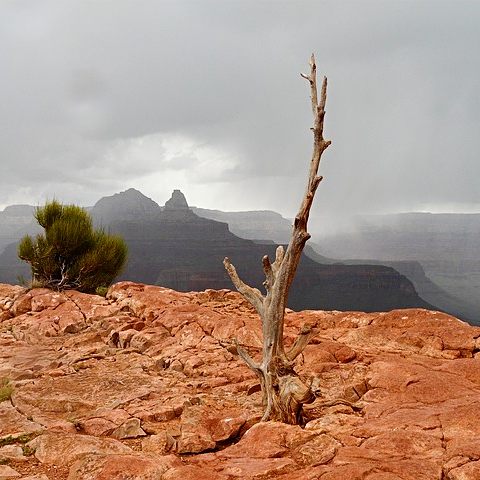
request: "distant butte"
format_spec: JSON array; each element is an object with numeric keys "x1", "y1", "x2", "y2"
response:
[{"x1": 164, "y1": 189, "x2": 190, "y2": 210}]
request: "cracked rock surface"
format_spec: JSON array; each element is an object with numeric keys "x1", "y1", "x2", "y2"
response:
[{"x1": 1, "y1": 281, "x2": 480, "y2": 479}]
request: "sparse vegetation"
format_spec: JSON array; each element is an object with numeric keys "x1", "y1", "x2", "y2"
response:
[
  {"x1": 0, "y1": 432, "x2": 38, "y2": 447},
  {"x1": 95, "y1": 285, "x2": 109, "y2": 297},
  {"x1": 18, "y1": 200, "x2": 127, "y2": 293},
  {"x1": 0, "y1": 378, "x2": 13, "y2": 402},
  {"x1": 66, "y1": 416, "x2": 82, "y2": 431},
  {"x1": 21, "y1": 444, "x2": 35, "y2": 456}
]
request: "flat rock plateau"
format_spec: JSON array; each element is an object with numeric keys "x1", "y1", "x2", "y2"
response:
[{"x1": 1, "y1": 282, "x2": 480, "y2": 479}]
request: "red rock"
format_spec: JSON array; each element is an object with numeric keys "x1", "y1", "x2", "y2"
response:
[
  {"x1": 211, "y1": 316, "x2": 244, "y2": 342},
  {"x1": 130, "y1": 327, "x2": 170, "y2": 352},
  {"x1": 177, "y1": 430, "x2": 216, "y2": 454},
  {"x1": 0, "y1": 283, "x2": 24, "y2": 299},
  {"x1": 64, "y1": 290, "x2": 117, "y2": 320},
  {"x1": 334, "y1": 345, "x2": 357, "y2": 363},
  {"x1": 2, "y1": 282, "x2": 480, "y2": 478},
  {"x1": 90, "y1": 408, "x2": 131, "y2": 426},
  {"x1": 335, "y1": 430, "x2": 444, "y2": 463},
  {"x1": 304, "y1": 344, "x2": 337, "y2": 363},
  {"x1": 220, "y1": 421, "x2": 314, "y2": 459},
  {"x1": 163, "y1": 465, "x2": 228, "y2": 480},
  {"x1": 292, "y1": 433, "x2": 340, "y2": 466},
  {"x1": 178, "y1": 322, "x2": 206, "y2": 348},
  {"x1": 31, "y1": 292, "x2": 67, "y2": 312},
  {"x1": 275, "y1": 465, "x2": 333, "y2": 480},
  {"x1": 117, "y1": 329, "x2": 137, "y2": 348},
  {"x1": 210, "y1": 415, "x2": 246, "y2": 442},
  {"x1": 19, "y1": 476, "x2": 49, "y2": 480},
  {"x1": 12, "y1": 293, "x2": 33, "y2": 316},
  {"x1": 81, "y1": 417, "x2": 117, "y2": 436},
  {"x1": 0, "y1": 465, "x2": 21, "y2": 478},
  {"x1": 67, "y1": 453, "x2": 181, "y2": 480},
  {"x1": 28, "y1": 432, "x2": 132, "y2": 465},
  {"x1": 0, "y1": 445, "x2": 26, "y2": 462},
  {"x1": 0, "y1": 401, "x2": 43, "y2": 437},
  {"x1": 183, "y1": 355, "x2": 205, "y2": 376},
  {"x1": 235, "y1": 322, "x2": 263, "y2": 348},
  {"x1": 111, "y1": 417, "x2": 146, "y2": 439},
  {"x1": 45, "y1": 420, "x2": 78, "y2": 434},
  {"x1": 54, "y1": 302, "x2": 86, "y2": 333},
  {"x1": 141, "y1": 431, "x2": 176, "y2": 455},
  {"x1": 219, "y1": 457, "x2": 295, "y2": 477},
  {"x1": 177, "y1": 405, "x2": 247, "y2": 454},
  {"x1": 127, "y1": 402, "x2": 177, "y2": 423},
  {"x1": 448, "y1": 460, "x2": 480, "y2": 480}
]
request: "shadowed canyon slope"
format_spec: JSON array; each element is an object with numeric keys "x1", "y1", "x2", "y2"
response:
[
  {"x1": 95, "y1": 189, "x2": 434, "y2": 314},
  {"x1": 0, "y1": 189, "x2": 434, "y2": 315},
  {"x1": 319, "y1": 213, "x2": 480, "y2": 322},
  {"x1": 191, "y1": 205, "x2": 479, "y2": 324},
  {"x1": 0, "y1": 205, "x2": 37, "y2": 253},
  {"x1": 1, "y1": 282, "x2": 480, "y2": 479}
]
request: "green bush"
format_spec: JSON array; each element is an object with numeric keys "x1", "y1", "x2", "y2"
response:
[
  {"x1": 0, "y1": 378, "x2": 13, "y2": 402},
  {"x1": 95, "y1": 286, "x2": 109, "y2": 297},
  {"x1": 18, "y1": 200, "x2": 127, "y2": 293}
]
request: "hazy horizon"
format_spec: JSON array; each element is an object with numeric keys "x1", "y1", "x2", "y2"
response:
[
  {"x1": 2, "y1": 185, "x2": 480, "y2": 241},
  {"x1": 2, "y1": 186, "x2": 480, "y2": 216}
]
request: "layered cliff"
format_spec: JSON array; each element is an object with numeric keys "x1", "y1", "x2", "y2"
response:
[
  {"x1": 0, "y1": 189, "x2": 440, "y2": 315},
  {"x1": 96, "y1": 189, "x2": 434, "y2": 313}
]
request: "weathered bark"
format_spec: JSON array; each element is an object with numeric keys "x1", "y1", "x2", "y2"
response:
[{"x1": 223, "y1": 54, "x2": 331, "y2": 424}]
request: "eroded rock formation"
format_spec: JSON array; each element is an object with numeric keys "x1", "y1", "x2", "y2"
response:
[
  {"x1": 0, "y1": 189, "x2": 440, "y2": 316},
  {"x1": 1, "y1": 282, "x2": 480, "y2": 478}
]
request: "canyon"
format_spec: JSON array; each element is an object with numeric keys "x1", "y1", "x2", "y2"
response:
[{"x1": 0, "y1": 189, "x2": 434, "y2": 316}]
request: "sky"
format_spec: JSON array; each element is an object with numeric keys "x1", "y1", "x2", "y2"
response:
[{"x1": 1, "y1": 0, "x2": 480, "y2": 234}]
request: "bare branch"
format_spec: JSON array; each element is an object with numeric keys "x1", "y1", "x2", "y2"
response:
[
  {"x1": 262, "y1": 255, "x2": 274, "y2": 291},
  {"x1": 319, "y1": 75, "x2": 327, "y2": 112},
  {"x1": 223, "y1": 257, "x2": 264, "y2": 312},
  {"x1": 292, "y1": 55, "x2": 331, "y2": 240},
  {"x1": 301, "y1": 53, "x2": 319, "y2": 118},
  {"x1": 235, "y1": 339, "x2": 262, "y2": 372},
  {"x1": 286, "y1": 323, "x2": 314, "y2": 361},
  {"x1": 271, "y1": 245, "x2": 285, "y2": 275},
  {"x1": 309, "y1": 53, "x2": 318, "y2": 116}
]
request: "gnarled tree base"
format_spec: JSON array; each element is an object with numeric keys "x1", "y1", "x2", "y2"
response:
[{"x1": 259, "y1": 368, "x2": 315, "y2": 424}]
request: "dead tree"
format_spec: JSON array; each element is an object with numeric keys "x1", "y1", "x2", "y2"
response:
[{"x1": 223, "y1": 54, "x2": 331, "y2": 425}]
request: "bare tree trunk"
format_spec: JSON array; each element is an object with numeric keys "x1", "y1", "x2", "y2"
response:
[{"x1": 223, "y1": 54, "x2": 331, "y2": 425}]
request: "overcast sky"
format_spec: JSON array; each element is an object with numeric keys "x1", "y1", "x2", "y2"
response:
[{"x1": 1, "y1": 0, "x2": 479, "y2": 232}]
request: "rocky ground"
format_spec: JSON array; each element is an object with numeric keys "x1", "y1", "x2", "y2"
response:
[{"x1": 1, "y1": 282, "x2": 480, "y2": 479}]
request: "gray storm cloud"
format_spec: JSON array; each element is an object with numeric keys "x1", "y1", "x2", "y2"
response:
[{"x1": 1, "y1": 0, "x2": 479, "y2": 225}]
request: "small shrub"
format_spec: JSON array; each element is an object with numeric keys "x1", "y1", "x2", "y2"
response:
[
  {"x1": 22, "y1": 444, "x2": 34, "y2": 456},
  {"x1": 0, "y1": 378, "x2": 13, "y2": 402},
  {"x1": 18, "y1": 200, "x2": 127, "y2": 293},
  {"x1": 95, "y1": 285, "x2": 109, "y2": 297}
]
